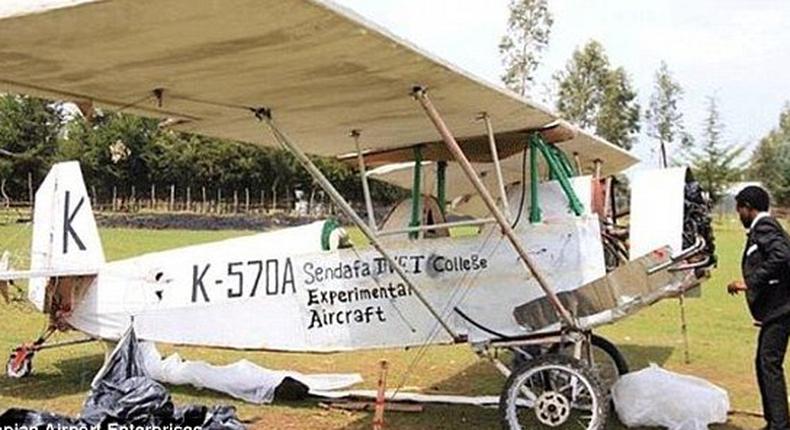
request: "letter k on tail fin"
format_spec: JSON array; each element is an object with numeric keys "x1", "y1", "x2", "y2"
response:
[{"x1": 28, "y1": 161, "x2": 104, "y2": 310}]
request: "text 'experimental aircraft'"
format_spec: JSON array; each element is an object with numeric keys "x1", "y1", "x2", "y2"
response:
[{"x1": 0, "y1": 1, "x2": 716, "y2": 428}]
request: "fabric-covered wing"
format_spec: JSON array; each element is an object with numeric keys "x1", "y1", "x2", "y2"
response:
[{"x1": 0, "y1": 0, "x2": 636, "y2": 170}]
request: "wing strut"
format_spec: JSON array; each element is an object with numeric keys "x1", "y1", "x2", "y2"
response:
[
  {"x1": 479, "y1": 112, "x2": 511, "y2": 218},
  {"x1": 412, "y1": 87, "x2": 577, "y2": 329},
  {"x1": 253, "y1": 108, "x2": 461, "y2": 342}
]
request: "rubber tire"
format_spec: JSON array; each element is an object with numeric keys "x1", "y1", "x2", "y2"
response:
[
  {"x1": 6, "y1": 352, "x2": 33, "y2": 378},
  {"x1": 588, "y1": 334, "x2": 629, "y2": 377},
  {"x1": 555, "y1": 334, "x2": 629, "y2": 374},
  {"x1": 499, "y1": 354, "x2": 609, "y2": 430},
  {"x1": 510, "y1": 334, "x2": 629, "y2": 378}
]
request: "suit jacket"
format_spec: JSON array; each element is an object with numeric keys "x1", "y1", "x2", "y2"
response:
[{"x1": 742, "y1": 215, "x2": 790, "y2": 323}]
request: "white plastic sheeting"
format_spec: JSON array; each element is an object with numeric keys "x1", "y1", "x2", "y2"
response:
[
  {"x1": 629, "y1": 167, "x2": 687, "y2": 260},
  {"x1": 612, "y1": 364, "x2": 729, "y2": 430},
  {"x1": 139, "y1": 342, "x2": 362, "y2": 404}
]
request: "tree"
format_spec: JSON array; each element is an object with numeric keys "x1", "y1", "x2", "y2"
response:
[
  {"x1": 596, "y1": 67, "x2": 641, "y2": 151},
  {"x1": 0, "y1": 95, "x2": 63, "y2": 203},
  {"x1": 750, "y1": 103, "x2": 790, "y2": 206},
  {"x1": 499, "y1": 0, "x2": 553, "y2": 96},
  {"x1": 686, "y1": 96, "x2": 745, "y2": 204},
  {"x1": 553, "y1": 41, "x2": 640, "y2": 150},
  {"x1": 645, "y1": 61, "x2": 689, "y2": 167}
]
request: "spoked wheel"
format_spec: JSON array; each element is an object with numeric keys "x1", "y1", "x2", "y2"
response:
[
  {"x1": 500, "y1": 354, "x2": 608, "y2": 430},
  {"x1": 6, "y1": 345, "x2": 34, "y2": 378},
  {"x1": 555, "y1": 334, "x2": 629, "y2": 392}
]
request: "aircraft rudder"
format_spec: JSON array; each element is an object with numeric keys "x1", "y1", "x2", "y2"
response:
[{"x1": 31, "y1": 161, "x2": 105, "y2": 273}]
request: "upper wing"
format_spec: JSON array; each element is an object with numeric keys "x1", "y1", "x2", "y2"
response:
[{"x1": 0, "y1": 0, "x2": 636, "y2": 171}]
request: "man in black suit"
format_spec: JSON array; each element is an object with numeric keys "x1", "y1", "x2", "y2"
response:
[{"x1": 728, "y1": 186, "x2": 790, "y2": 430}]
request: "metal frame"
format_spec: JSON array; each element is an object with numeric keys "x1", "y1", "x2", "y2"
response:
[
  {"x1": 377, "y1": 217, "x2": 496, "y2": 237},
  {"x1": 411, "y1": 87, "x2": 577, "y2": 329},
  {"x1": 480, "y1": 112, "x2": 511, "y2": 218},
  {"x1": 351, "y1": 130, "x2": 377, "y2": 231},
  {"x1": 410, "y1": 146, "x2": 423, "y2": 239},
  {"x1": 254, "y1": 108, "x2": 460, "y2": 341},
  {"x1": 530, "y1": 133, "x2": 585, "y2": 217}
]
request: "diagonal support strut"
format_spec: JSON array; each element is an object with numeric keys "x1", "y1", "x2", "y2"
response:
[
  {"x1": 412, "y1": 88, "x2": 577, "y2": 329},
  {"x1": 254, "y1": 108, "x2": 461, "y2": 341}
]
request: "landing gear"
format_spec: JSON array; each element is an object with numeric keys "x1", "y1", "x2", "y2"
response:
[
  {"x1": 510, "y1": 334, "x2": 629, "y2": 392},
  {"x1": 5, "y1": 328, "x2": 96, "y2": 378},
  {"x1": 6, "y1": 345, "x2": 34, "y2": 378},
  {"x1": 6, "y1": 330, "x2": 49, "y2": 379},
  {"x1": 555, "y1": 334, "x2": 629, "y2": 392},
  {"x1": 500, "y1": 354, "x2": 608, "y2": 430}
]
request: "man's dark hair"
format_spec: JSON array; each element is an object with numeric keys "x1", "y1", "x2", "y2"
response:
[{"x1": 736, "y1": 185, "x2": 770, "y2": 211}]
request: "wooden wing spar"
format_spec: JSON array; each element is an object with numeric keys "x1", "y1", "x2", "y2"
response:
[{"x1": 0, "y1": 0, "x2": 636, "y2": 175}]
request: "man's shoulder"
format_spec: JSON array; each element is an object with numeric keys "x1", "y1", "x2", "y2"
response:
[
  {"x1": 754, "y1": 215, "x2": 783, "y2": 229},
  {"x1": 752, "y1": 215, "x2": 788, "y2": 239}
]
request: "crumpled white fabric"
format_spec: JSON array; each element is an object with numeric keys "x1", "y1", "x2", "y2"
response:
[
  {"x1": 139, "y1": 342, "x2": 362, "y2": 404},
  {"x1": 612, "y1": 364, "x2": 729, "y2": 430}
]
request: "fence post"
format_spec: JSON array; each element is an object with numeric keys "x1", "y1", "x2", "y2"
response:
[
  {"x1": 233, "y1": 190, "x2": 239, "y2": 213},
  {"x1": 217, "y1": 188, "x2": 223, "y2": 214},
  {"x1": 112, "y1": 186, "x2": 117, "y2": 212},
  {"x1": 245, "y1": 188, "x2": 250, "y2": 213},
  {"x1": 169, "y1": 184, "x2": 175, "y2": 212},
  {"x1": 260, "y1": 189, "x2": 265, "y2": 214},
  {"x1": 131, "y1": 185, "x2": 137, "y2": 212},
  {"x1": 186, "y1": 187, "x2": 191, "y2": 212},
  {"x1": 91, "y1": 186, "x2": 97, "y2": 208},
  {"x1": 150, "y1": 184, "x2": 155, "y2": 210},
  {"x1": 201, "y1": 186, "x2": 207, "y2": 213},
  {"x1": 27, "y1": 171, "x2": 33, "y2": 206}
]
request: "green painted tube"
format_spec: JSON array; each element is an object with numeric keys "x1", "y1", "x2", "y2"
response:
[
  {"x1": 437, "y1": 160, "x2": 447, "y2": 218},
  {"x1": 530, "y1": 137, "x2": 542, "y2": 223},
  {"x1": 534, "y1": 136, "x2": 584, "y2": 216}
]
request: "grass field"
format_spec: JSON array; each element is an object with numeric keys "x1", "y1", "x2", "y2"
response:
[{"x1": 0, "y1": 218, "x2": 777, "y2": 429}]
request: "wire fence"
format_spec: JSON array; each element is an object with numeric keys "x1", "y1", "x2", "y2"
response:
[{"x1": 1, "y1": 184, "x2": 339, "y2": 217}]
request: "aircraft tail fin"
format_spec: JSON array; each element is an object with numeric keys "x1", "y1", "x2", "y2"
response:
[{"x1": 29, "y1": 161, "x2": 104, "y2": 309}]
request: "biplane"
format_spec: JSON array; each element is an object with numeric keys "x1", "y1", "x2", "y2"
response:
[{"x1": 0, "y1": 1, "x2": 715, "y2": 428}]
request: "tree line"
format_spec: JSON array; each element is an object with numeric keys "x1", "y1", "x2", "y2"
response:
[{"x1": 0, "y1": 96, "x2": 405, "y2": 207}]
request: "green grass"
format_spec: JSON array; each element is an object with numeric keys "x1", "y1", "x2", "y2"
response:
[{"x1": 0, "y1": 218, "x2": 775, "y2": 428}]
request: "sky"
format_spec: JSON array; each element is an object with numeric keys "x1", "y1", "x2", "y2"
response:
[{"x1": 333, "y1": 0, "x2": 790, "y2": 166}]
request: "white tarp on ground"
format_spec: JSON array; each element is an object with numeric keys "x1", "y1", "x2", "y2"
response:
[
  {"x1": 612, "y1": 364, "x2": 729, "y2": 430},
  {"x1": 629, "y1": 167, "x2": 687, "y2": 260},
  {"x1": 139, "y1": 342, "x2": 362, "y2": 404}
]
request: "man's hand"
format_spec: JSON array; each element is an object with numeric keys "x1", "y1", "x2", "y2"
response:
[{"x1": 727, "y1": 280, "x2": 748, "y2": 295}]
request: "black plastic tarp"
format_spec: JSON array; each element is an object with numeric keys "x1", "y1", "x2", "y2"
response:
[{"x1": 0, "y1": 328, "x2": 246, "y2": 429}]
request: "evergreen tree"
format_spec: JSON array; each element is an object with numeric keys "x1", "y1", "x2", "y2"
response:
[
  {"x1": 687, "y1": 96, "x2": 745, "y2": 203},
  {"x1": 749, "y1": 103, "x2": 790, "y2": 206},
  {"x1": 554, "y1": 41, "x2": 640, "y2": 149}
]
